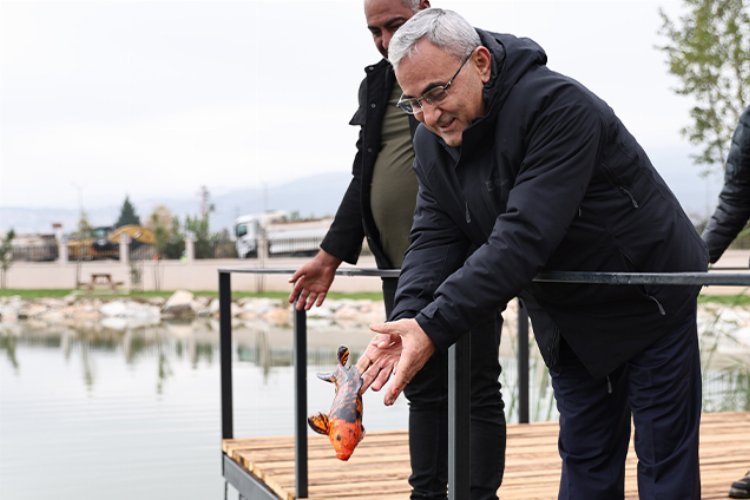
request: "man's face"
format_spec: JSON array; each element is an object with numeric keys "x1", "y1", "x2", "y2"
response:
[
  {"x1": 395, "y1": 40, "x2": 491, "y2": 147},
  {"x1": 364, "y1": 0, "x2": 426, "y2": 58}
]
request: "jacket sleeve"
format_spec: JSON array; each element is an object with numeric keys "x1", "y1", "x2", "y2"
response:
[
  {"x1": 702, "y1": 106, "x2": 750, "y2": 263},
  {"x1": 319, "y1": 80, "x2": 368, "y2": 264},
  {"x1": 390, "y1": 178, "x2": 471, "y2": 322},
  {"x1": 415, "y1": 89, "x2": 602, "y2": 351}
]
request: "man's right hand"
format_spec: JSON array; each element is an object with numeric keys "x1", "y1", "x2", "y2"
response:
[{"x1": 288, "y1": 249, "x2": 342, "y2": 310}]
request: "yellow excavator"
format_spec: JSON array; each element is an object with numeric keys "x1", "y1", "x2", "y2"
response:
[
  {"x1": 108, "y1": 225, "x2": 156, "y2": 246},
  {"x1": 68, "y1": 225, "x2": 155, "y2": 260}
]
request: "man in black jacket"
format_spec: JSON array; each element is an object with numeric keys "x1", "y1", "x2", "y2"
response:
[
  {"x1": 357, "y1": 8, "x2": 708, "y2": 499},
  {"x1": 702, "y1": 105, "x2": 750, "y2": 264},
  {"x1": 288, "y1": 2, "x2": 506, "y2": 498},
  {"x1": 701, "y1": 106, "x2": 750, "y2": 499}
]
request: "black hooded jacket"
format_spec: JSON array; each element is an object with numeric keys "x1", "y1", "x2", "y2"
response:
[
  {"x1": 391, "y1": 30, "x2": 708, "y2": 378},
  {"x1": 702, "y1": 106, "x2": 750, "y2": 263}
]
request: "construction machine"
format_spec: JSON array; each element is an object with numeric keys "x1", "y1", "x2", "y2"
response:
[{"x1": 67, "y1": 225, "x2": 155, "y2": 260}]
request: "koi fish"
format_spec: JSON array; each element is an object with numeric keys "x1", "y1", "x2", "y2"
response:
[{"x1": 308, "y1": 345, "x2": 365, "y2": 461}]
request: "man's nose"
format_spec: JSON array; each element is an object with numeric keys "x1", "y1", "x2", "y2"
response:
[{"x1": 418, "y1": 102, "x2": 441, "y2": 125}]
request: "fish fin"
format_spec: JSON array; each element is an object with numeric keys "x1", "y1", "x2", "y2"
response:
[
  {"x1": 316, "y1": 372, "x2": 335, "y2": 383},
  {"x1": 337, "y1": 345, "x2": 350, "y2": 366},
  {"x1": 307, "y1": 413, "x2": 330, "y2": 435}
]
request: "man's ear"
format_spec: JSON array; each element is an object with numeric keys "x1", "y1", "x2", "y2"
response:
[
  {"x1": 420, "y1": 0, "x2": 431, "y2": 9},
  {"x1": 474, "y1": 46, "x2": 492, "y2": 84}
]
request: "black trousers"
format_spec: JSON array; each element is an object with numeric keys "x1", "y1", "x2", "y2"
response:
[
  {"x1": 382, "y1": 278, "x2": 507, "y2": 500},
  {"x1": 551, "y1": 306, "x2": 702, "y2": 499}
]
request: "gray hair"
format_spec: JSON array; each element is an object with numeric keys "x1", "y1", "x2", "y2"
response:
[{"x1": 388, "y1": 8, "x2": 480, "y2": 68}]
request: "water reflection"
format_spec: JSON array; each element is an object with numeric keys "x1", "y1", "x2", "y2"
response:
[
  {"x1": 1, "y1": 309, "x2": 749, "y2": 418},
  {"x1": 1, "y1": 307, "x2": 749, "y2": 500},
  {"x1": 0, "y1": 334, "x2": 18, "y2": 369}
]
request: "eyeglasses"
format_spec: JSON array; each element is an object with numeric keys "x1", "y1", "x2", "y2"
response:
[{"x1": 396, "y1": 54, "x2": 471, "y2": 115}]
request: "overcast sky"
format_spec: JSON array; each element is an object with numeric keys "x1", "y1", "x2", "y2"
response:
[{"x1": 0, "y1": 0, "x2": 724, "y2": 218}]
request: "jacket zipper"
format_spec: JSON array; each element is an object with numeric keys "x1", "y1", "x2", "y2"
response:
[
  {"x1": 602, "y1": 162, "x2": 639, "y2": 208},
  {"x1": 618, "y1": 186, "x2": 639, "y2": 208},
  {"x1": 647, "y1": 295, "x2": 667, "y2": 316}
]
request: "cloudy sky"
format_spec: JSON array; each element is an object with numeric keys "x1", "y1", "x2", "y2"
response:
[{"x1": 0, "y1": 0, "x2": 724, "y2": 219}]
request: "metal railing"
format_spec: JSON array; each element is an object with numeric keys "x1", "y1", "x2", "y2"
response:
[{"x1": 219, "y1": 267, "x2": 750, "y2": 500}]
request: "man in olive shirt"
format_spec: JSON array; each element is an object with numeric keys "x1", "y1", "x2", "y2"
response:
[
  {"x1": 289, "y1": 1, "x2": 506, "y2": 498},
  {"x1": 369, "y1": 80, "x2": 419, "y2": 266}
]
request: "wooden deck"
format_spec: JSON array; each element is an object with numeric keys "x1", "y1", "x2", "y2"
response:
[{"x1": 223, "y1": 411, "x2": 750, "y2": 499}]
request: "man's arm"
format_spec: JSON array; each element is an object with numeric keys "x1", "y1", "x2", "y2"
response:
[
  {"x1": 288, "y1": 80, "x2": 370, "y2": 308},
  {"x1": 702, "y1": 107, "x2": 750, "y2": 263},
  {"x1": 415, "y1": 91, "x2": 602, "y2": 351},
  {"x1": 357, "y1": 178, "x2": 467, "y2": 403},
  {"x1": 390, "y1": 180, "x2": 472, "y2": 321}
]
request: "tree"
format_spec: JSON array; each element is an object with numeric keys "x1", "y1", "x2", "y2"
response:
[
  {"x1": 115, "y1": 196, "x2": 141, "y2": 227},
  {"x1": 657, "y1": 0, "x2": 750, "y2": 173},
  {"x1": 146, "y1": 205, "x2": 185, "y2": 259},
  {"x1": 0, "y1": 229, "x2": 16, "y2": 289},
  {"x1": 185, "y1": 213, "x2": 213, "y2": 259},
  {"x1": 185, "y1": 186, "x2": 216, "y2": 259},
  {"x1": 76, "y1": 210, "x2": 92, "y2": 239}
]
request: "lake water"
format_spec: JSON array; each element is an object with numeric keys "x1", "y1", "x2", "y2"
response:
[{"x1": 1, "y1": 309, "x2": 748, "y2": 500}]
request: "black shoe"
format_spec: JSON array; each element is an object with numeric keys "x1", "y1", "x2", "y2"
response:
[{"x1": 729, "y1": 471, "x2": 750, "y2": 499}]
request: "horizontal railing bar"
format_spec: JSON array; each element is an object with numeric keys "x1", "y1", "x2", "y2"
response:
[
  {"x1": 218, "y1": 267, "x2": 400, "y2": 278},
  {"x1": 535, "y1": 271, "x2": 750, "y2": 286},
  {"x1": 220, "y1": 267, "x2": 750, "y2": 286}
]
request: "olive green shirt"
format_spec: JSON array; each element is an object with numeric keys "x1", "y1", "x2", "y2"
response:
[{"x1": 370, "y1": 82, "x2": 418, "y2": 267}]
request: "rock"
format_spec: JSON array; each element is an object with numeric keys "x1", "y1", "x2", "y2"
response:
[
  {"x1": 99, "y1": 300, "x2": 161, "y2": 328},
  {"x1": 17, "y1": 303, "x2": 48, "y2": 319},
  {"x1": 0, "y1": 296, "x2": 23, "y2": 322},
  {"x1": 331, "y1": 301, "x2": 384, "y2": 325},
  {"x1": 263, "y1": 307, "x2": 291, "y2": 326},
  {"x1": 162, "y1": 290, "x2": 197, "y2": 320}
]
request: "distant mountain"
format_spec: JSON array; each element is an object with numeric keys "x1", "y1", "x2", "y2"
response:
[
  {"x1": 0, "y1": 172, "x2": 351, "y2": 235},
  {"x1": 209, "y1": 172, "x2": 351, "y2": 230},
  {"x1": 0, "y1": 158, "x2": 724, "y2": 236}
]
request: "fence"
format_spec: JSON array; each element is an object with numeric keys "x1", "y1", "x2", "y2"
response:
[{"x1": 217, "y1": 266, "x2": 750, "y2": 500}]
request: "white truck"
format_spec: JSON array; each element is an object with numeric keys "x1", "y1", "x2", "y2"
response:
[{"x1": 234, "y1": 212, "x2": 333, "y2": 259}]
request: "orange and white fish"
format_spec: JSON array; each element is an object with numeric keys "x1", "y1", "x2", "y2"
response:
[{"x1": 308, "y1": 345, "x2": 365, "y2": 461}]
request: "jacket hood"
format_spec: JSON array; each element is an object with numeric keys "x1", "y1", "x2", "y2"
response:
[{"x1": 477, "y1": 30, "x2": 547, "y2": 118}]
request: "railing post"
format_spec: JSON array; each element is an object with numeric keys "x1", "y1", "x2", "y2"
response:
[
  {"x1": 293, "y1": 307, "x2": 308, "y2": 499},
  {"x1": 219, "y1": 271, "x2": 233, "y2": 440},
  {"x1": 517, "y1": 301, "x2": 530, "y2": 423},
  {"x1": 448, "y1": 333, "x2": 471, "y2": 499}
]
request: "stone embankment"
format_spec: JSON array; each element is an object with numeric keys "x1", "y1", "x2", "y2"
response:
[
  {"x1": 0, "y1": 290, "x2": 387, "y2": 330},
  {"x1": 1, "y1": 292, "x2": 749, "y2": 357}
]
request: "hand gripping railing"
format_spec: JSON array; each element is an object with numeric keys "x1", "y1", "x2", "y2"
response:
[{"x1": 219, "y1": 267, "x2": 750, "y2": 500}]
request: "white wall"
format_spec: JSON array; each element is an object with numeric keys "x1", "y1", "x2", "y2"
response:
[{"x1": 2, "y1": 256, "x2": 383, "y2": 293}]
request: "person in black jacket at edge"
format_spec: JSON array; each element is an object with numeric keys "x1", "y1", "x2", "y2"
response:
[
  {"x1": 355, "y1": 8, "x2": 709, "y2": 499},
  {"x1": 701, "y1": 105, "x2": 750, "y2": 500},
  {"x1": 287, "y1": 2, "x2": 506, "y2": 499}
]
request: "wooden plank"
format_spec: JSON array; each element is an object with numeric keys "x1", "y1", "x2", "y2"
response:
[{"x1": 223, "y1": 412, "x2": 750, "y2": 499}]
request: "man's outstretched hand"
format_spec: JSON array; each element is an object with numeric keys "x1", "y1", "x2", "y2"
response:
[
  {"x1": 356, "y1": 318, "x2": 435, "y2": 406},
  {"x1": 288, "y1": 250, "x2": 342, "y2": 310}
]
